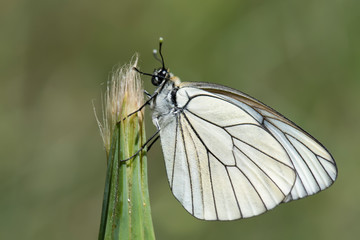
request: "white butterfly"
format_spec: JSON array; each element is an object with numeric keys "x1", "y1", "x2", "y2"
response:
[{"x1": 136, "y1": 39, "x2": 337, "y2": 221}]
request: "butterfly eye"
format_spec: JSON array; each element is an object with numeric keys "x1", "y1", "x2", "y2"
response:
[
  {"x1": 158, "y1": 69, "x2": 168, "y2": 79},
  {"x1": 151, "y1": 76, "x2": 161, "y2": 86}
]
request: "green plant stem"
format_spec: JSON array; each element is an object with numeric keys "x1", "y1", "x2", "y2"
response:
[{"x1": 98, "y1": 112, "x2": 155, "y2": 240}]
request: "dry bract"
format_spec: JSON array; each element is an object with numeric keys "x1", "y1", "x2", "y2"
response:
[{"x1": 94, "y1": 55, "x2": 144, "y2": 154}]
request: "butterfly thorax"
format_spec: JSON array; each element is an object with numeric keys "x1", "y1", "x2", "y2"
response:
[{"x1": 150, "y1": 78, "x2": 181, "y2": 128}]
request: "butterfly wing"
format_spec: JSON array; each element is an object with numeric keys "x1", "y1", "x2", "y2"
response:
[
  {"x1": 158, "y1": 86, "x2": 297, "y2": 220},
  {"x1": 182, "y1": 82, "x2": 338, "y2": 203}
]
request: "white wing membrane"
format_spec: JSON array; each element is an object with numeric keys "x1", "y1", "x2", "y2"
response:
[
  {"x1": 184, "y1": 94, "x2": 259, "y2": 126},
  {"x1": 196, "y1": 83, "x2": 338, "y2": 203},
  {"x1": 244, "y1": 102, "x2": 335, "y2": 202},
  {"x1": 159, "y1": 87, "x2": 297, "y2": 220}
]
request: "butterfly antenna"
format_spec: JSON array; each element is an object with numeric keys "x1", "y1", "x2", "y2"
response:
[
  {"x1": 152, "y1": 49, "x2": 162, "y2": 63},
  {"x1": 158, "y1": 37, "x2": 166, "y2": 69},
  {"x1": 133, "y1": 67, "x2": 154, "y2": 77}
]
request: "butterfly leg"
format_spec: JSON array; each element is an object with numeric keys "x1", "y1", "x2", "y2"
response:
[
  {"x1": 120, "y1": 127, "x2": 161, "y2": 162},
  {"x1": 144, "y1": 90, "x2": 152, "y2": 98},
  {"x1": 122, "y1": 92, "x2": 159, "y2": 120}
]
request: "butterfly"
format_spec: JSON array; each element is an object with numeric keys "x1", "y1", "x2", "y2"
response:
[{"x1": 134, "y1": 38, "x2": 337, "y2": 221}]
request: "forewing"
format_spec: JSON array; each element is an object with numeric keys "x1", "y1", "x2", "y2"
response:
[
  {"x1": 182, "y1": 82, "x2": 338, "y2": 202},
  {"x1": 159, "y1": 87, "x2": 296, "y2": 220}
]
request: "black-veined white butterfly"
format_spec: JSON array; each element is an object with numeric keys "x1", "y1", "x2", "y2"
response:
[{"x1": 134, "y1": 38, "x2": 337, "y2": 221}]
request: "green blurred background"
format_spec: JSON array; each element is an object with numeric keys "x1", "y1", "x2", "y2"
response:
[{"x1": 1, "y1": 0, "x2": 359, "y2": 239}]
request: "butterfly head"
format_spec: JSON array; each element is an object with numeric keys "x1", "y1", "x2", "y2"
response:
[{"x1": 151, "y1": 67, "x2": 170, "y2": 86}]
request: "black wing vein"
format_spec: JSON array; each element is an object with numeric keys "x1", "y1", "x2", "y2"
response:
[
  {"x1": 179, "y1": 114, "x2": 194, "y2": 215},
  {"x1": 170, "y1": 115, "x2": 179, "y2": 189}
]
